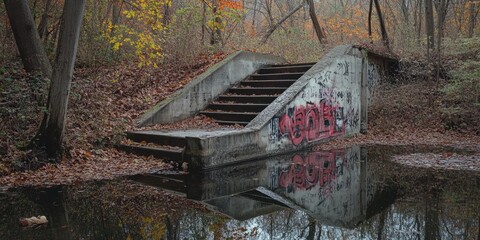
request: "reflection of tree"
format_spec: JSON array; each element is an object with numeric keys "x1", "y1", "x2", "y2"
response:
[{"x1": 425, "y1": 191, "x2": 440, "y2": 240}]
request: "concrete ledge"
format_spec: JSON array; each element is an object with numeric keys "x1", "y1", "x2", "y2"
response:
[{"x1": 137, "y1": 51, "x2": 286, "y2": 126}]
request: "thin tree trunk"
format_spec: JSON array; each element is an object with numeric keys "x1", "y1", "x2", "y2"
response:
[
  {"x1": 436, "y1": 0, "x2": 450, "y2": 80},
  {"x1": 112, "y1": 1, "x2": 121, "y2": 26},
  {"x1": 210, "y1": 0, "x2": 223, "y2": 45},
  {"x1": 468, "y1": 0, "x2": 476, "y2": 37},
  {"x1": 40, "y1": 0, "x2": 86, "y2": 158},
  {"x1": 426, "y1": 0, "x2": 435, "y2": 49},
  {"x1": 417, "y1": 0, "x2": 423, "y2": 45},
  {"x1": 4, "y1": 0, "x2": 52, "y2": 76},
  {"x1": 252, "y1": 0, "x2": 258, "y2": 26},
  {"x1": 202, "y1": 1, "x2": 206, "y2": 45},
  {"x1": 307, "y1": 0, "x2": 326, "y2": 43},
  {"x1": 373, "y1": 0, "x2": 390, "y2": 49},
  {"x1": 37, "y1": 0, "x2": 52, "y2": 41},
  {"x1": 260, "y1": 2, "x2": 303, "y2": 44},
  {"x1": 368, "y1": 0, "x2": 373, "y2": 39}
]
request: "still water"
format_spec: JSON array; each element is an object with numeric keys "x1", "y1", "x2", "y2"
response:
[{"x1": 0, "y1": 145, "x2": 479, "y2": 240}]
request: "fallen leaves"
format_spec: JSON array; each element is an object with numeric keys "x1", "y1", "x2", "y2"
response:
[{"x1": 392, "y1": 152, "x2": 480, "y2": 171}]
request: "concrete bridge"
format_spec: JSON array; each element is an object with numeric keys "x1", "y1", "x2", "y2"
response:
[{"x1": 121, "y1": 45, "x2": 397, "y2": 169}]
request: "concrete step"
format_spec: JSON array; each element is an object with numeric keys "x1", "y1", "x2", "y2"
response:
[
  {"x1": 126, "y1": 131, "x2": 186, "y2": 147},
  {"x1": 240, "y1": 80, "x2": 296, "y2": 88},
  {"x1": 249, "y1": 72, "x2": 305, "y2": 80},
  {"x1": 119, "y1": 144, "x2": 183, "y2": 162},
  {"x1": 267, "y1": 62, "x2": 316, "y2": 67},
  {"x1": 208, "y1": 103, "x2": 269, "y2": 112},
  {"x1": 257, "y1": 65, "x2": 313, "y2": 74},
  {"x1": 214, "y1": 120, "x2": 250, "y2": 126},
  {"x1": 217, "y1": 95, "x2": 280, "y2": 104},
  {"x1": 228, "y1": 87, "x2": 288, "y2": 95},
  {"x1": 199, "y1": 111, "x2": 258, "y2": 122}
]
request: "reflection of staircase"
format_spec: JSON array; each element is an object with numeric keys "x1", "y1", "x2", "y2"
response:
[
  {"x1": 119, "y1": 63, "x2": 314, "y2": 162},
  {"x1": 200, "y1": 63, "x2": 314, "y2": 126}
]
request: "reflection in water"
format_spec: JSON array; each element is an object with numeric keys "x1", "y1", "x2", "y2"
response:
[{"x1": 0, "y1": 145, "x2": 479, "y2": 239}]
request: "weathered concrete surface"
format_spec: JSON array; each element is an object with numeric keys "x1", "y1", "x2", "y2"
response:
[
  {"x1": 183, "y1": 45, "x2": 394, "y2": 169},
  {"x1": 137, "y1": 51, "x2": 286, "y2": 126}
]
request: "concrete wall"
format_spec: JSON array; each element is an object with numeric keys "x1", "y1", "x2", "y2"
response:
[
  {"x1": 260, "y1": 47, "x2": 364, "y2": 151},
  {"x1": 137, "y1": 51, "x2": 286, "y2": 126}
]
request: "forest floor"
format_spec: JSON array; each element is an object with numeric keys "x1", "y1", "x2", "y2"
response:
[{"x1": 0, "y1": 51, "x2": 479, "y2": 189}]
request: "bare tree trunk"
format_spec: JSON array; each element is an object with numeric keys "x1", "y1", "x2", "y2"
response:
[
  {"x1": 426, "y1": 0, "x2": 435, "y2": 49},
  {"x1": 373, "y1": 0, "x2": 390, "y2": 49},
  {"x1": 252, "y1": 0, "x2": 258, "y2": 27},
  {"x1": 368, "y1": 0, "x2": 373, "y2": 39},
  {"x1": 202, "y1": 1, "x2": 206, "y2": 45},
  {"x1": 260, "y1": 2, "x2": 304, "y2": 44},
  {"x1": 112, "y1": 0, "x2": 121, "y2": 26},
  {"x1": 468, "y1": 0, "x2": 476, "y2": 37},
  {"x1": 39, "y1": 0, "x2": 86, "y2": 158},
  {"x1": 416, "y1": 0, "x2": 423, "y2": 45},
  {"x1": 4, "y1": 0, "x2": 52, "y2": 76},
  {"x1": 307, "y1": 0, "x2": 327, "y2": 43},
  {"x1": 425, "y1": 193, "x2": 440, "y2": 240},
  {"x1": 37, "y1": 0, "x2": 52, "y2": 41},
  {"x1": 436, "y1": 0, "x2": 450, "y2": 80},
  {"x1": 210, "y1": 0, "x2": 223, "y2": 45}
]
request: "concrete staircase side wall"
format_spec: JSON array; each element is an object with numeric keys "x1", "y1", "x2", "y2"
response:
[
  {"x1": 137, "y1": 51, "x2": 286, "y2": 126},
  {"x1": 260, "y1": 46, "x2": 365, "y2": 152}
]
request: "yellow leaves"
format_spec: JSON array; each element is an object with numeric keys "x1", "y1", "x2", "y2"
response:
[
  {"x1": 123, "y1": 10, "x2": 136, "y2": 19},
  {"x1": 103, "y1": 0, "x2": 170, "y2": 68}
]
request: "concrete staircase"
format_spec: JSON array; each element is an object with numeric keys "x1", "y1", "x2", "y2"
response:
[
  {"x1": 200, "y1": 63, "x2": 314, "y2": 126},
  {"x1": 120, "y1": 131, "x2": 185, "y2": 163},
  {"x1": 119, "y1": 63, "x2": 314, "y2": 163}
]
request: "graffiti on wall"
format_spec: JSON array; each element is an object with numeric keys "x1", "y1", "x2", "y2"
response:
[
  {"x1": 367, "y1": 62, "x2": 379, "y2": 97},
  {"x1": 276, "y1": 100, "x2": 345, "y2": 146}
]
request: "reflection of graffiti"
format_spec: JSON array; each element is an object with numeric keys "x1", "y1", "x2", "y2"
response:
[
  {"x1": 277, "y1": 150, "x2": 355, "y2": 196},
  {"x1": 278, "y1": 100, "x2": 345, "y2": 146}
]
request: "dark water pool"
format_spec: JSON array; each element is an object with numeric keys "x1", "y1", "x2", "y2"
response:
[{"x1": 1, "y1": 145, "x2": 479, "y2": 239}]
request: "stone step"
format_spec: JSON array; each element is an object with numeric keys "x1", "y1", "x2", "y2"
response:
[
  {"x1": 199, "y1": 111, "x2": 258, "y2": 122},
  {"x1": 257, "y1": 65, "x2": 313, "y2": 74},
  {"x1": 119, "y1": 144, "x2": 183, "y2": 162},
  {"x1": 240, "y1": 79, "x2": 297, "y2": 88},
  {"x1": 126, "y1": 131, "x2": 186, "y2": 148},
  {"x1": 249, "y1": 72, "x2": 305, "y2": 80},
  {"x1": 228, "y1": 87, "x2": 288, "y2": 95},
  {"x1": 217, "y1": 95, "x2": 280, "y2": 104},
  {"x1": 214, "y1": 120, "x2": 250, "y2": 126},
  {"x1": 267, "y1": 62, "x2": 316, "y2": 68},
  {"x1": 208, "y1": 103, "x2": 269, "y2": 112}
]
